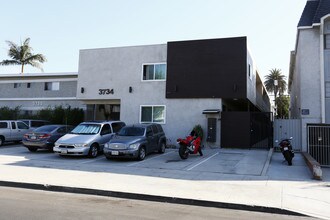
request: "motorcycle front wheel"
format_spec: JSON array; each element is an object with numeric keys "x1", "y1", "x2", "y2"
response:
[{"x1": 179, "y1": 145, "x2": 189, "y2": 159}]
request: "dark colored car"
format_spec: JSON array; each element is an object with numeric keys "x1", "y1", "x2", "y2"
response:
[
  {"x1": 22, "y1": 125, "x2": 73, "y2": 152},
  {"x1": 104, "y1": 123, "x2": 166, "y2": 160}
]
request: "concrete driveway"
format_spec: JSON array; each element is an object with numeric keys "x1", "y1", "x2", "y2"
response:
[{"x1": 0, "y1": 144, "x2": 271, "y2": 179}]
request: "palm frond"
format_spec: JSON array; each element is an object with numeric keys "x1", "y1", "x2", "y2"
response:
[
  {"x1": 25, "y1": 54, "x2": 47, "y2": 63},
  {"x1": 0, "y1": 60, "x2": 21, "y2": 66}
]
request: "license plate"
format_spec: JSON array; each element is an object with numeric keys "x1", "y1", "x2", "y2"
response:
[
  {"x1": 111, "y1": 151, "x2": 119, "y2": 156},
  {"x1": 61, "y1": 150, "x2": 68, "y2": 154},
  {"x1": 284, "y1": 147, "x2": 288, "y2": 151},
  {"x1": 30, "y1": 136, "x2": 36, "y2": 140}
]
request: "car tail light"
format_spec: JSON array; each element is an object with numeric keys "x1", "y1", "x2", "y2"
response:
[
  {"x1": 23, "y1": 134, "x2": 29, "y2": 139},
  {"x1": 39, "y1": 134, "x2": 51, "y2": 139}
]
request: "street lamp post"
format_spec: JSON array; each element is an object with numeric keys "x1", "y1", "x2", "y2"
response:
[{"x1": 274, "y1": 80, "x2": 278, "y2": 118}]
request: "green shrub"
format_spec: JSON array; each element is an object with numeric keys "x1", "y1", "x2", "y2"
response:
[
  {"x1": 0, "y1": 106, "x2": 21, "y2": 120},
  {"x1": 0, "y1": 105, "x2": 84, "y2": 126},
  {"x1": 193, "y1": 124, "x2": 203, "y2": 140}
]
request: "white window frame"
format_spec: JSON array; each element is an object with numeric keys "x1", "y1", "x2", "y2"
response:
[
  {"x1": 141, "y1": 63, "x2": 166, "y2": 81},
  {"x1": 139, "y1": 105, "x2": 166, "y2": 124},
  {"x1": 44, "y1": 82, "x2": 60, "y2": 91}
]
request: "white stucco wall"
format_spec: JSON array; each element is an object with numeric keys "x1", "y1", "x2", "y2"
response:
[
  {"x1": 246, "y1": 49, "x2": 257, "y2": 106},
  {"x1": 77, "y1": 44, "x2": 222, "y2": 147},
  {"x1": 294, "y1": 28, "x2": 322, "y2": 151}
]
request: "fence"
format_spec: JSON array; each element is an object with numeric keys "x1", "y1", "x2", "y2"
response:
[
  {"x1": 273, "y1": 119, "x2": 302, "y2": 151},
  {"x1": 307, "y1": 124, "x2": 330, "y2": 167}
]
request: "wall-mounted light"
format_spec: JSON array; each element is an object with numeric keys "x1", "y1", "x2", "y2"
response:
[
  {"x1": 129, "y1": 86, "x2": 133, "y2": 93},
  {"x1": 81, "y1": 87, "x2": 85, "y2": 93}
]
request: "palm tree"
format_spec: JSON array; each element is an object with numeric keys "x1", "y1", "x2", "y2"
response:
[
  {"x1": 0, "y1": 38, "x2": 46, "y2": 73},
  {"x1": 264, "y1": 68, "x2": 287, "y2": 117},
  {"x1": 265, "y1": 68, "x2": 287, "y2": 96}
]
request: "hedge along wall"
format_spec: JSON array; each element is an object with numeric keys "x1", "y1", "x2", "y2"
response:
[{"x1": 0, "y1": 106, "x2": 84, "y2": 126}]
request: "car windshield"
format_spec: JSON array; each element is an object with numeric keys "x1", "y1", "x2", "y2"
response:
[
  {"x1": 70, "y1": 124, "x2": 101, "y2": 135},
  {"x1": 34, "y1": 125, "x2": 58, "y2": 133},
  {"x1": 118, "y1": 127, "x2": 145, "y2": 136}
]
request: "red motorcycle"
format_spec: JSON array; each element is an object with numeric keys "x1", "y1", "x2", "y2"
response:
[{"x1": 177, "y1": 131, "x2": 203, "y2": 159}]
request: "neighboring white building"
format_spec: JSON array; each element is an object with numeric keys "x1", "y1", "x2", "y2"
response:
[
  {"x1": 0, "y1": 72, "x2": 84, "y2": 115},
  {"x1": 289, "y1": 0, "x2": 330, "y2": 151}
]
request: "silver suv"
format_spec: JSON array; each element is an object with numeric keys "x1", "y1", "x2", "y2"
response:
[{"x1": 53, "y1": 121, "x2": 125, "y2": 158}]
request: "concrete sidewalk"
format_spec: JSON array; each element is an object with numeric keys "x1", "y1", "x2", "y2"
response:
[{"x1": 0, "y1": 147, "x2": 329, "y2": 219}]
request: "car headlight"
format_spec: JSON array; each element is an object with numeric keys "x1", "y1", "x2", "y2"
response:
[
  {"x1": 74, "y1": 143, "x2": 89, "y2": 148},
  {"x1": 104, "y1": 143, "x2": 109, "y2": 148},
  {"x1": 129, "y1": 143, "x2": 140, "y2": 150},
  {"x1": 54, "y1": 143, "x2": 60, "y2": 147}
]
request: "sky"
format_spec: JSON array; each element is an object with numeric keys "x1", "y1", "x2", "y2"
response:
[{"x1": 0, "y1": 0, "x2": 307, "y2": 81}]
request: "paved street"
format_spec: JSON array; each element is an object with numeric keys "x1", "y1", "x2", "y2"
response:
[
  {"x1": 0, "y1": 144, "x2": 329, "y2": 219},
  {"x1": 0, "y1": 186, "x2": 317, "y2": 220}
]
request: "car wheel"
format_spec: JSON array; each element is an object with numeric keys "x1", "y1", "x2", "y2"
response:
[
  {"x1": 88, "y1": 144, "x2": 98, "y2": 158},
  {"x1": 27, "y1": 147, "x2": 38, "y2": 152},
  {"x1": 137, "y1": 147, "x2": 146, "y2": 161},
  {"x1": 0, "y1": 137, "x2": 4, "y2": 146},
  {"x1": 158, "y1": 142, "x2": 166, "y2": 154}
]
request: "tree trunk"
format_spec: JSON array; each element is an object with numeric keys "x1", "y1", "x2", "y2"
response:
[{"x1": 21, "y1": 64, "x2": 24, "y2": 74}]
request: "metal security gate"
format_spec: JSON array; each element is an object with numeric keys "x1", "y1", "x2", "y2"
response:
[
  {"x1": 274, "y1": 119, "x2": 301, "y2": 151},
  {"x1": 307, "y1": 124, "x2": 330, "y2": 166},
  {"x1": 221, "y1": 112, "x2": 272, "y2": 149}
]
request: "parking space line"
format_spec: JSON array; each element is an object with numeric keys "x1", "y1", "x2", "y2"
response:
[
  {"x1": 186, "y1": 152, "x2": 219, "y2": 171},
  {"x1": 127, "y1": 150, "x2": 175, "y2": 167}
]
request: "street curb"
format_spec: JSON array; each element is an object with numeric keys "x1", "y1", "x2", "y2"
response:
[
  {"x1": 261, "y1": 148, "x2": 273, "y2": 176},
  {"x1": 301, "y1": 152, "x2": 322, "y2": 180},
  {"x1": 0, "y1": 180, "x2": 307, "y2": 217}
]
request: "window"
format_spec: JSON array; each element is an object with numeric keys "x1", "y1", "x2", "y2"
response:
[
  {"x1": 111, "y1": 122, "x2": 125, "y2": 133},
  {"x1": 27, "y1": 83, "x2": 31, "y2": 88},
  {"x1": 31, "y1": 120, "x2": 49, "y2": 127},
  {"x1": 325, "y1": 34, "x2": 330, "y2": 49},
  {"x1": 11, "y1": 122, "x2": 16, "y2": 129},
  {"x1": 248, "y1": 64, "x2": 252, "y2": 80},
  {"x1": 151, "y1": 124, "x2": 159, "y2": 134},
  {"x1": 17, "y1": 122, "x2": 29, "y2": 129},
  {"x1": 146, "y1": 126, "x2": 153, "y2": 137},
  {"x1": 14, "y1": 83, "x2": 22, "y2": 88},
  {"x1": 0, "y1": 122, "x2": 8, "y2": 129},
  {"x1": 44, "y1": 82, "x2": 60, "y2": 91},
  {"x1": 140, "y1": 106, "x2": 165, "y2": 123},
  {"x1": 101, "y1": 124, "x2": 111, "y2": 135},
  {"x1": 142, "y1": 63, "x2": 166, "y2": 81}
]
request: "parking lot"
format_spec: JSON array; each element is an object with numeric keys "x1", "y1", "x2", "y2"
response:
[{"x1": 0, "y1": 143, "x2": 271, "y2": 179}]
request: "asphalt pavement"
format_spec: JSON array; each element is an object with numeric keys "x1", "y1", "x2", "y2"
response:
[{"x1": 0, "y1": 145, "x2": 329, "y2": 219}]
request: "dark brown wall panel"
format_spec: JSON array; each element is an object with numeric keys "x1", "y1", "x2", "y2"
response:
[{"x1": 166, "y1": 37, "x2": 247, "y2": 99}]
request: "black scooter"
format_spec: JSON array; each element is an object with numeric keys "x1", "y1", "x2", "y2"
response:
[{"x1": 276, "y1": 137, "x2": 294, "y2": 166}]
